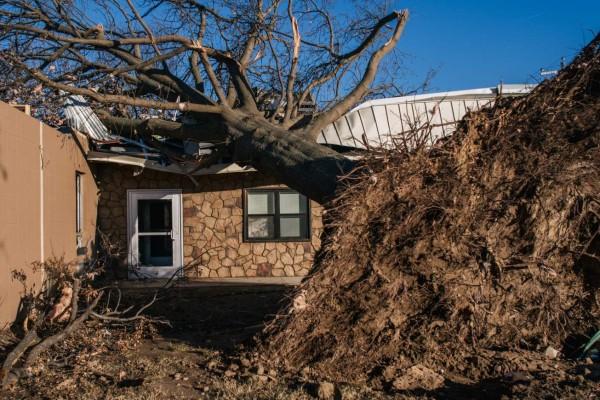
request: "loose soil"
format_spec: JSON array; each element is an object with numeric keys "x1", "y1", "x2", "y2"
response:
[{"x1": 260, "y1": 33, "x2": 600, "y2": 395}]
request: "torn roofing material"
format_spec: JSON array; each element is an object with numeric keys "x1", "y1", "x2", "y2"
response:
[
  {"x1": 317, "y1": 84, "x2": 535, "y2": 150},
  {"x1": 63, "y1": 95, "x2": 115, "y2": 142},
  {"x1": 61, "y1": 95, "x2": 243, "y2": 177}
]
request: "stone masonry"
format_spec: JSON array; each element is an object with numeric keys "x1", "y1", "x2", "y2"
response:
[{"x1": 97, "y1": 164, "x2": 323, "y2": 278}]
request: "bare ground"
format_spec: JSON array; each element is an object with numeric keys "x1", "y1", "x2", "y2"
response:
[{"x1": 1, "y1": 283, "x2": 598, "y2": 399}]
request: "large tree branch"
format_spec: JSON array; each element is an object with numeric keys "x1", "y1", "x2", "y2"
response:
[
  {"x1": 3, "y1": 20, "x2": 215, "y2": 105},
  {"x1": 293, "y1": 10, "x2": 406, "y2": 121},
  {"x1": 266, "y1": 33, "x2": 286, "y2": 122},
  {"x1": 22, "y1": 293, "x2": 103, "y2": 368},
  {"x1": 221, "y1": 107, "x2": 356, "y2": 204},
  {"x1": 283, "y1": 1, "x2": 300, "y2": 123},
  {"x1": 187, "y1": 41, "x2": 259, "y2": 113},
  {"x1": 103, "y1": 47, "x2": 214, "y2": 105},
  {"x1": 97, "y1": 111, "x2": 227, "y2": 143},
  {"x1": 196, "y1": 49, "x2": 228, "y2": 104},
  {"x1": 2, "y1": 53, "x2": 221, "y2": 113},
  {"x1": 125, "y1": 0, "x2": 164, "y2": 61}
]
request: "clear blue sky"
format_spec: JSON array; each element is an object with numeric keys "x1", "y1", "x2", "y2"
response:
[{"x1": 393, "y1": 1, "x2": 600, "y2": 92}]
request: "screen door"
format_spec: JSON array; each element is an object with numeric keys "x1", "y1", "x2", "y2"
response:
[{"x1": 127, "y1": 190, "x2": 182, "y2": 279}]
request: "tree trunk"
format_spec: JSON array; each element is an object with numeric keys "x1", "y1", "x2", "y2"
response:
[
  {"x1": 101, "y1": 109, "x2": 356, "y2": 203},
  {"x1": 222, "y1": 109, "x2": 356, "y2": 204}
]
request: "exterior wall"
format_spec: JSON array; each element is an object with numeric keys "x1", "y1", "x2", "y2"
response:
[
  {"x1": 0, "y1": 101, "x2": 97, "y2": 326},
  {"x1": 97, "y1": 164, "x2": 323, "y2": 278}
]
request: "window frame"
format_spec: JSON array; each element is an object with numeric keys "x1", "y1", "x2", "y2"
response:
[
  {"x1": 243, "y1": 188, "x2": 311, "y2": 242},
  {"x1": 75, "y1": 172, "x2": 83, "y2": 242},
  {"x1": 75, "y1": 171, "x2": 88, "y2": 255}
]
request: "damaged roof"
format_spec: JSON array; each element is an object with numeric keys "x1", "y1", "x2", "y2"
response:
[
  {"x1": 64, "y1": 84, "x2": 534, "y2": 176},
  {"x1": 317, "y1": 84, "x2": 534, "y2": 150}
]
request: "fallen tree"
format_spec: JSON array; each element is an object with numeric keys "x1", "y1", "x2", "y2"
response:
[
  {"x1": 0, "y1": 0, "x2": 421, "y2": 204},
  {"x1": 260, "y1": 34, "x2": 600, "y2": 386}
]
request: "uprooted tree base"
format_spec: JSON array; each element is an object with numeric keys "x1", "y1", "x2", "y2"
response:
[{"x1": 260, "y1": 35, "x2": 600, "y2": 387}]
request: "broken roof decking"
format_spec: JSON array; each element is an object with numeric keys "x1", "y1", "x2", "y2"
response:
[
  {"x1": 62, "y1": 95, "x2": 247, "y2": 175},
  {"x1": 317, "y1": 84, "x2": 534, "y2": 150},
  {"x1": 87, "y1": 150, "x2": 255, "y2": 175}
]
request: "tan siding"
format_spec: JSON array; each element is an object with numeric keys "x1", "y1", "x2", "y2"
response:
[
  {"x1": 42, "y1": 125, "x2": 97, "y2": 260},
  {"x1": 0, "y1": 101, "x2": 98, "y2": 326}
]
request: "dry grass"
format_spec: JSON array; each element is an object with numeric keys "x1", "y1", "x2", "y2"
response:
[{"x1": 1, "y1": 322, "x2": 384, "y2": 399}]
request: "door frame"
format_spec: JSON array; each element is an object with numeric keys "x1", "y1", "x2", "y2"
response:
[{"x1": 127, "y1": 189, "x2": 183, "y2": 279}]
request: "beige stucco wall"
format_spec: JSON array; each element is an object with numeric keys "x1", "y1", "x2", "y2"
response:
[
  {"x1": 97, "y1": 164, "x2": 323, "y2": 278},
  {"x1": 0, "y1": 102, "x2": 98, "y2": 326}
]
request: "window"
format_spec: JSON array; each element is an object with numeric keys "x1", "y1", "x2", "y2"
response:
[
  {"x1": 75, "y1": 172, "x2": 83, "y2": 249},
  {"x1": 244, "y1": 189, "x2": 310, "y2": 241}
]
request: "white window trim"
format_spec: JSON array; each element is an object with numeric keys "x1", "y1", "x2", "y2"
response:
[{"x1": 75, "y1": 172, "x2": 83, "y2": 248}]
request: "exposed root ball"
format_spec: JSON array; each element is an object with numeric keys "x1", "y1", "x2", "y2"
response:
[{"x1": 261, "y1": 35, "x2": 600, "y2": 385}]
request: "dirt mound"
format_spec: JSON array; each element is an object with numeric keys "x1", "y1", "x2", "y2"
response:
[{"x1": 260, "y1": 35, "x2": 600, "y2": 387}]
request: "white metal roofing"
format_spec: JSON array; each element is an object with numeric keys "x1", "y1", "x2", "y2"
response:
[
  {"x1": 317, "y1": 84, "x2": 534, "y2": 149},
  {"x1": 63, "y1": 95, "x2": 115, "y2": 141},
  {"x1": 87, "y1": 151, "x2": 256, "y2": 175}
]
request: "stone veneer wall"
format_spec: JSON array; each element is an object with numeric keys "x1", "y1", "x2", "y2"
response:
[{"x1": 97, "y1": 164, "x2": 323, "y2": 278}]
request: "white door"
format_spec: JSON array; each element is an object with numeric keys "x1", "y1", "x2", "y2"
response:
[{"x1": 127, "y1": 189, "x2": 183, "y2": 279}]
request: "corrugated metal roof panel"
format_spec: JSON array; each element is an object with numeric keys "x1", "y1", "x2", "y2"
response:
[
  {"x1": 63, "y1": 95, "x2": 115, "y2": 142},
  {"x1": 317, "y1": 85, "x2": 533, "y2": 149}
]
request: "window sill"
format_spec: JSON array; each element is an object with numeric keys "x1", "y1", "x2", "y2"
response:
[{"x1": 244, "y1": 237, "x2": 311, "y2": 243}]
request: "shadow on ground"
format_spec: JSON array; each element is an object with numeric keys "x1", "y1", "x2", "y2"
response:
[{"x1": 120, "y1": 282, "x2": 296, "y2": 351}]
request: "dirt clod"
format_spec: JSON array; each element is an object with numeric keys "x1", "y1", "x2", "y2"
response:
[
  {"x1": 392, "y1": 365, "x2": 444, "y2": 391},
  {"x1": 316, "y1": 381, "x2": 341, "y2": 400},
  {"x1": 207, "y1": 360, "x2": 218, "y2": 370},
  {"x1": 509, "y1": 371, "x2": 532, "y2": 383},
  {"x1": 544, "y1": 347, "x2": 559, "y2": 359}
]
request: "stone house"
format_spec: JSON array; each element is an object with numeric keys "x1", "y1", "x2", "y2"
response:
[
  {"x1": 60, "y1": 94, "x2": 326, "y2": 280},
  {"x1": 74, "y1": 85, "x2": 535, "y2": 281},
  {"x1": 94, "y1": 162, "x2": 323, "y2": 279}
]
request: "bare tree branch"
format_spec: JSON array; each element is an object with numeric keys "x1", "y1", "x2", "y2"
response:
[
  {"x1": 22, "y1": 293, "x2": 103, "y2": 368},
  {"x1": 304, "y1": 10, "x2": 409, "y2": 138},
  {"x1": 0, "y1": 0, "x2": 415, "y2": 203}
]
